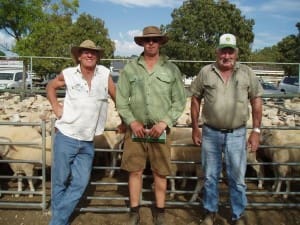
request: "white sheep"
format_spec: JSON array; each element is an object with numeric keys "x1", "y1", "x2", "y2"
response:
[
  {"x1": 169, "y1": 127, "x2": 202, "y2": 202},
  {"x1": 260, "y1": 129, "x2": 300, "y2": 198},
  {"x1": 93, "y1": 98, "x2": 125, "y2": 178},
  {"x1": 93, "y1": 131, "x2": 124, "y2": 178},
  {"x1": 0, "y1": 126, "x2": 52, "y2": 198}
]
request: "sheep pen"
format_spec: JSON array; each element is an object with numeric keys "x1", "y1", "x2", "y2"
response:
[{"x1": 0, "y1": 92, "x2": 300, "y2": 225}]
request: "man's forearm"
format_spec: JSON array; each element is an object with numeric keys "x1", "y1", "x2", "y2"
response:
[
  {"x1": 251, "y1": 97, "x2": 263, "y2": 128},
  {"x1": 191, "y1": 96, "x2": 201, "y2": 129}
]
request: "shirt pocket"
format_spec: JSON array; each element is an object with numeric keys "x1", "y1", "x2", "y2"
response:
[
  {"x1": 68, "y1": 82, "x2": 87, "y2": 99},
  {"x1": 154, "y1": 75, "x2": 172, "y2": 95},
  {"x1": 203, "y1": 81, "x2": 217, "y2": 103}
]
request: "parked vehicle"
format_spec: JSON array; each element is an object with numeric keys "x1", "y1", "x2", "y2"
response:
[
  {"x1": 0, "y1": 70, "x2": 32, "y2": 89},
  {"x1": 33, "y1": 73, "x2": 57, "y2": 89},
  {"x1": 261, "y1": 82, "x2": 282, "y2": 95},
  {"x1": 279, "y1": 76, "x2": 300, "y2": 93}
]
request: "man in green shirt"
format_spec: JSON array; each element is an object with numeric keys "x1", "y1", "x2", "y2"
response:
[
  {"x1": 116, "y1": 26, "x2": 186, "y2": 225},
  {"x1": 190, "y1": 34, "x2": 263, "y2": 225}
]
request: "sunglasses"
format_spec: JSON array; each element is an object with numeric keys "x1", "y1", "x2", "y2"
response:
[
  {"x1": 81, "y1": 49, "x2": 99, "y2": 55},
  {"x1": 143, "y1": 37, "x2": 161, "y2": 43}
]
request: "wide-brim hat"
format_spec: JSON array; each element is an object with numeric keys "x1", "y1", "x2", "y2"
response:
[
  {"x1": 134, "y1": 26, "x2": 168, "y2": 46},
  {"x1": 218, "y1": 33, "x2": 237, "y2": 49},
  {"x1": 71, "y1": 40, "x2": 104, "y2": 64}
]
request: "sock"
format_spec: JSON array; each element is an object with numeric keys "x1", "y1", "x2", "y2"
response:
[
  {"x1": 130, "y1": 206, "x2": 139, "y2": 213},
  {"x1": 155, "y1": 206, "x2": 165, "y2": 214}
]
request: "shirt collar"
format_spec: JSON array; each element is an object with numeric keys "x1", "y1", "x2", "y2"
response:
[
  {"x1": 137, "y1": 53, "x2": 169, "y2": 66},
  {"x1": 75, "y1": 64, "x2": 98, "y2": 77},
  {"x1": 211, "y1": 61, "x2": 240, "y2": 72}
]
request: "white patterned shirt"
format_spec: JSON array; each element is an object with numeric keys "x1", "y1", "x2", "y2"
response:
[{"x1": 55, "y1": 64, "x2": 110, "y2": 141}]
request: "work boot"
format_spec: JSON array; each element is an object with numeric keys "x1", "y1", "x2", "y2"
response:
[
  {"x1": 200, "y1": 212, "x2": 216, "y2": 225},
  {"x1": 128, "y1": 211, "x2": 140, "y2": 225},
  {"x1": 153, "y1": 212, "x2": 165, "y2": 225},
  {"x1": 234, "y1": 216, "x2": 246, "y2": 225}
]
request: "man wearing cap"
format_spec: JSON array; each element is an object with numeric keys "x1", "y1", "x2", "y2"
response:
[
  {"x1": 190, "y1": 34, "x2": 263, "y2": 225},
  {"x1": 47, "y1": 40, "x2": 122, "y2": 225},
  {"x1": 116, "y1": 26, "x2": 186, "y2": 225}
]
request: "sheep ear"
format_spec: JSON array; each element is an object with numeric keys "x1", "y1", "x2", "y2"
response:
[{"x1": 0, "y1": 137, "x2": 12, "y2": 155}]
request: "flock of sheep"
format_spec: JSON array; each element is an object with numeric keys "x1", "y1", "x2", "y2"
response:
[{"x1": 0, "y1": 92, "x2": 299, "y2": 204}]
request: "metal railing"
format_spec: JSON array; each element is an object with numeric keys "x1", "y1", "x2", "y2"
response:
[
  {"x1": 0, "y1": 121, "x2": 48, "y2": 210},
  {"x1": 0, "y1": 97, "x2": 299, "y2": 212}
]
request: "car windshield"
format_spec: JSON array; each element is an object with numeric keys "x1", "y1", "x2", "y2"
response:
[
  {"x1": 283, "y1": 77, "x2": 297, "y2": 84},
  {"x1": 262, "y1": 82, "x2": 278, "y2": 90},
  {"x1": 0, "y1": 73, "x2": 14, "y2": 80}
]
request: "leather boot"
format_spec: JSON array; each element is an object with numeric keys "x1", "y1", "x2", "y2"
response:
[
  {"x1": 128, "y1": 211, "x2": 140, "y2": 225},
  {"x1": 200, "y1": 212, "x2": 216, "y2": 225},
  {"x1": 153, "y1": 212, "x2": 165, "y2": 225}
]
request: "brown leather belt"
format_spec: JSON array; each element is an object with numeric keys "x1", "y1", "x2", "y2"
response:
[{"x1": 204, "y1": 124, "x2": 244, "y2": 133}]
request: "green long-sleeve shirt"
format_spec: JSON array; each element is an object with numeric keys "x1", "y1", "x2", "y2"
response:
[{"x1": 116, "y1": 54, "x2": 186, "y2": 128}]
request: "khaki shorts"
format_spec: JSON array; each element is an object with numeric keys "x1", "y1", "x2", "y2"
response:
[{"x1": 121, "y1": 130, "x2": 172, "y2": 176}]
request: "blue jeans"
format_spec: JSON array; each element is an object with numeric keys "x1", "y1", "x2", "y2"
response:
[
  {"x1": 49, "y1": 131, "x2": 94, "y2": 225},
  {"x1": 201, "y1": 125, "x2": 247, "y2": 220}
]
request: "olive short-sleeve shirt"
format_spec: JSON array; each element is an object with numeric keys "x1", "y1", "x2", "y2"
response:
[{"x1": 190, "y1": 62, "x2": 263, "y2": 129}]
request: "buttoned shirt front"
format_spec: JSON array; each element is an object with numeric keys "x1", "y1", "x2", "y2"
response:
[
  {"x1": 55, "y1": 64, "x2": 110, "y2": 141},
  {"x1": 116, "y1": 54, "x2": 186, "y2": 128},
  {"x1": 190, "y1": 62, "x2": 263, "y2": 129}
]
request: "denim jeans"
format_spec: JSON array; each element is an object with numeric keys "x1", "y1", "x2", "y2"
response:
[
  {"x1": 49, "y1": 131, "x2": 94, "y2": 225},
  {"x1": 201, "y1": 125, "x2": 247, "y2": 220}
]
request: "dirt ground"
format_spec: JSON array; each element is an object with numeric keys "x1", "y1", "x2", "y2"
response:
[
  {"x1": 1, "y1": 206, "x2": 300, "y2": 225},
  {"x1": 0, "y1": 167, "x2": 300, "y2": 225},
  {"x1": 0, "y1": 199, "x2": 300, "y2": 225}
]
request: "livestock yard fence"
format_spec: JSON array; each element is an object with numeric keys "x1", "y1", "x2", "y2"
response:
[
  {"x1": 0, "y1": 116, "x2": 300, "y2": 212},
  {"x1": 0, "y1": 121, "x2": 49, "y2": 210}
]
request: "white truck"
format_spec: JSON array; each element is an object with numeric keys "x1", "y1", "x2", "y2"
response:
[
  {"x1": 0, "y1": 60, "x2": 32, "y2": 89},
  {"x1": 0, "y1": 70, "x2": 32, "y2": 89}
]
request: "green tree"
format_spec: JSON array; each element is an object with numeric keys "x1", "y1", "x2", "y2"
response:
[
  {"x1": 0, "y1": 0, "x2": 78, "y2": 57},
  {"x1": 14, "y1": 12, "x2": 114, "y2": 76},
  {"x1": 70, "y1": 13, "x2": 115, "y2": 61},
  {"x1": 0, "y1": 0, "x2": 47, "y2": 41},
  {"x1": 276, "y1": 22, "x2": 300, "y2": 75},
  {"x1": 0, "y1": 50, "x2": 5, "y2": 56},
  {"x1": 161, "y1": 0, "x2": 254, "y2": 76},
  {"x1": 250, "y1": 46, "x2": 280, "y2": 62},
  {"x1": 14, "y1": 13, "x2": 74, "y2": 75}
]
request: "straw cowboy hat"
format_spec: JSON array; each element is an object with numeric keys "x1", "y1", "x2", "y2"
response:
[
  {"x1": 134, "y1": 26, "x2": 168, "y2": 46},
  {"x1": 71, "y1": 40, "x2": 104, "y2": 64}
]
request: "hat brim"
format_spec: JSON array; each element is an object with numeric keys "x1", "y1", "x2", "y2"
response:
[
  {"x1": 217, "y1": 44, "x2": 237, "y2": 49},
  {"x1": 134, "y1": 35, "x2": 168, "y2": 46},
  {"x1": 71, "y1": 46, "x2": 104, "y2": 64}
]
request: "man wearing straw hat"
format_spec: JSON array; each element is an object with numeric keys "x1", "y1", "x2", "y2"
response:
[
  {"x1": 47, "y1": 40, "x2": 122, "y2": 225},
  {"x1": 116, "y1": 26, "x2": 186, "y2": 225}
]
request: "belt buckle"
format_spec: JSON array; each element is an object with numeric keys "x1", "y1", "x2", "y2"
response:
[{"x1": 220, "y1": 128, "x2": 233, "y2": 133}]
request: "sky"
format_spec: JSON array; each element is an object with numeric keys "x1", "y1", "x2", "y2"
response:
[{"x1": 0, "y1": 0, "x2": 299, "y2": 57}]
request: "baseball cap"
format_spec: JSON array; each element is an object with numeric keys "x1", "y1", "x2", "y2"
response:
[{"x1": 218, "y1": 33, "x2": 237, "y2": 49}]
